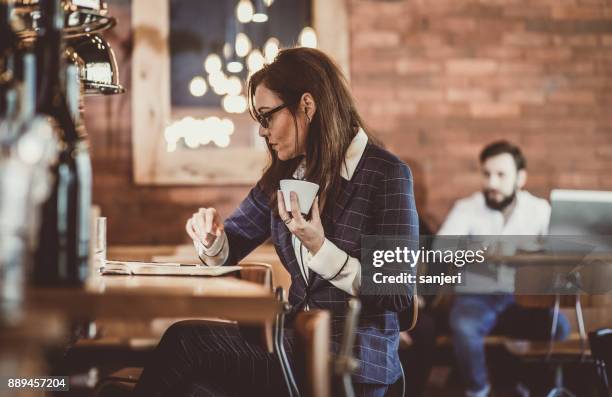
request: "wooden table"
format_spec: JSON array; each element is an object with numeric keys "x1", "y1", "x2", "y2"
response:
[
  {"x1": 2, "y1": 272, "x2": 281, "y2": 396},
  {"x1": 26, "y1": 273, "x2": 281, "y2": 324},
  {"x1": 110, "y1": 243, "x2": 292, "y2": 292},
  {"x1": 482, "y1": 252, "x2": 612, "y2": 348}
]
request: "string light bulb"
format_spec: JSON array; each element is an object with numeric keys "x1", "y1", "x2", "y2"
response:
[
  {"x1": 189, "y1": 76, "x2": 208, "y2": 97},
  {"x1": 235, "y1": 33, "x2": 252, "y2": 58},
  {"x1": 264, "y1": 37, "x2": 280, "y2": 63},
  {"x1": 299, "y1": 27, "x2": 318, "y2": 48},
  {"x1": 252, "y1": 0, "x2": 268, "y2": 23},
  {"x1": 235, "y1": 0, "x2": 254, "y2": 23},
  {"x1": 204, "y1": 53, "x2": 222, "y2": 74},
  {"x1": 247, "y1": 49, "x2": 265, "y2": 73}
]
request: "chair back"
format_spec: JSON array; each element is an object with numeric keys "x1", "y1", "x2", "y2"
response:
[
  {"x1": 238, "y1": 261, "x2": 274, "y2": 292},
  {"x1": 588, "y1": 327, "x2": 612, "y2": 394},
  {"x1": 235, "y1": 262, "x2": 275, "y2": 352},
  {"x1": 333, "y1": 299, "x2": 361, "y2": 397},
  {"x1": 294, "y1": 310, "x2": 331, "y2": 397}
]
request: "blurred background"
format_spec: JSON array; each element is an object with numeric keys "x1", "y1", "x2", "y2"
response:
[
  {"x1": 3, "y1": 1, "x2": 612, "y2": 396},
  {"x1": 90, "y1": 0, "x2": 612, "y2": 245}
]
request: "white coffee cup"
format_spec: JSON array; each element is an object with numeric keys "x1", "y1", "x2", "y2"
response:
[{"x1": 280, "y1": 179, "x2": 319, "y2": 214}]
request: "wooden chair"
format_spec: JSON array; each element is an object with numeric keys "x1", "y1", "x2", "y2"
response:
[
  {"x1": 332, "y1": 290, "x2": 419, "y2": 397},
  {"x1": 294, "y1": 309, "x2": 332, "y2": 397},
  {"x1": 334, "y1": 299, "x2": 362, "y2": 397}
]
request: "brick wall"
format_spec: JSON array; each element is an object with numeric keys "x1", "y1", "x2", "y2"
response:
[
  {"x1": 351, "y1": 0, "x2": 612, "y2": 228},
  {"x1": 88, "y1": 0, "x2": 612, "y2": 244}
]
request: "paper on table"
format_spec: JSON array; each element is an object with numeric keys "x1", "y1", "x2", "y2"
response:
[{"x1": 101, "y1": 261, "x2": 242, "y2": 277}]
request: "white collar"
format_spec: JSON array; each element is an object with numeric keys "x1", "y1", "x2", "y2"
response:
[
  {"x1": 293, "y1": 128, "x2": 368, "y2": 181},
  {"x1": 341, "y1": 128, "x2": 368, "y2": 180}
]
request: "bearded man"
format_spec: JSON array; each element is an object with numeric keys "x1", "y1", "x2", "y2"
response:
[{"x1": 437, "y1": 141, "x2": 570, "y2": 397}]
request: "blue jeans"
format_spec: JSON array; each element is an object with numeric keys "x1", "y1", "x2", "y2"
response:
[{"x1": 449, "y1": 294, "x2": 571, "y2": 396}]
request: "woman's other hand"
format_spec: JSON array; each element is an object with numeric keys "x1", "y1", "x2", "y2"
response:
[
  {"x1": 278, "y1": 190, "x2": 325, "y2": 254},
  {"x1": 185, "y1": 208, "x2": 224, "y2": 248}
]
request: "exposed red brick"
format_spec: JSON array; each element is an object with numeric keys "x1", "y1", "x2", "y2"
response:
[
  {"x1": 498, "y1": 62, "x2": 544, "y2": 74},
  {"x1": 525, "y1": 48, "x2": 573, "y2": 61},
  {"x1": 596, "y1": 145, "x2": 612, "y2": 158},
  {"x1": 446, "y1": 59, "x2": 499, "y2": 75},
  {"x1": 396, "y1": 89, "x2": 445, "y2": 103},
  {"x1": 480, "y1": 46, "x2": 524, "y2": 60},
  {"x1": 415, "y1": 103, "x2": 470, "y2": 118},
  {"x1": 548, "y1": 90, "x2": 597, "y2": 104},
  {"x1": 552, "y1": 5, "x2": 612, "y2": 20},
  {"x1": 352, "y1": 30, "x2": 401, "y2": 49},
  {"x1": 469, "y1": 103, "x2": 521, "y2": 118},
  {"x1": 556, "y1": 35, "x2": 599, "y2": 47},
  {"x1": 430, "y1": 17, "x2": 478, "y2": 32},
  {"x1": 503, "y1": 32, "x2": 551, "y2": 47},
  {"x1": 503, "y1": 5, "x2": 551, "y2": 18},
  {"x1": 447, "y1": 88, "x2": 492, "y2": 103},
  {"x1": 556, "y1": 173, "x2": 600, "y2": 188},
  {"x1": 396, "y1": 60, "x2": 442, "y2": 75},
  {"x1": 499, "y1": 89, "x2": 546, "y2": 104}
]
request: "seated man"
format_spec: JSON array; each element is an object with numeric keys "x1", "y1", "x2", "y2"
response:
[{"x1": 438, "y1": 141, "x2": 570, "y2": 397}]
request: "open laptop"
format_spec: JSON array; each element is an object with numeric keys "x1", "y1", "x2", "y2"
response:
[{"x1": 548, "y1": 189, "x2": 612, "y2": 253}]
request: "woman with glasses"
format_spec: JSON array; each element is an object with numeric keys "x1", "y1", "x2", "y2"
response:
[{"x1": 135, "y1": 47, "x2": 419, "y2": 397}]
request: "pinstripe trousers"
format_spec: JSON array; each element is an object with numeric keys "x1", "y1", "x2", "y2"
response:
[{"x1": 134, "y1": 320, "x2": 389, "y2": 397}]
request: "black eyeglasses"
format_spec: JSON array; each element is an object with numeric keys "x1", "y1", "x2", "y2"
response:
[{"x1": 254, "y1": 103, "x2": 292, "y2": 129}]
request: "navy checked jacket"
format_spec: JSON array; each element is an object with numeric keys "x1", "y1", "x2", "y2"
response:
[{"x1": 220, "y1": 143, "x2": 419, "y2": 385}]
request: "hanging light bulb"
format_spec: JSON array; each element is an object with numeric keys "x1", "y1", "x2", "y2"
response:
[
  {"x1": 213, "y1": 132, "x2": 231, "y2": 148},
  {"x1": 209, "y1": 71, "x2": 229, "y2": 95},
  {"x1": 264, "y1": 37, "x2": 280, "y2": 63},
  {"x1": 227, "y1": 60, "x2": 243, "y2": 73},
  {"x1": 263, "y1": 0, "x2": 274, "y2": 6},
  {"x1": 183, "y1": 117, "x2": 201, "y2": 149},
  {"x1": 247, "y1": 49, "x2": 265, "y2": 73},
  {"x1": 204, "y1": 53, "x2": 222, "y2": 74},
  {"x1": 220, "y1": 118, "x2": 235, "y2": 135},
  {"x1": 223, "y1": 42, "x2": 233, "y2": 60},
  {"x1": 226, "y1": 76, "x2": 243, "y2": 96},
  {"x1": 236, "y1": 0, "x2": 254, "y2": 23},
  {"x1": 235, "y1": 33, "x2": 252, "y2": 58},
  {"x1": 222, "y1": 95, "x2": 248, "y2": 114},
  {"x1": 252, "y1": 13, "x2": 268, "y2": 23},
  {"x1": 252, "y1": 0, "x2": 268, "y2": 23},
  {"x1": 299, "y1": 27, "x2": 318, "y2": 48},
  {"x1": 189, "y1": 76, "x2": 208, "y2": 97}
]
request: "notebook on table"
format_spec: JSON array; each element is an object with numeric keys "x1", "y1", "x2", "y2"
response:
[{"x1": 100, "y1": 261, "x2": 242, "y2": 277}]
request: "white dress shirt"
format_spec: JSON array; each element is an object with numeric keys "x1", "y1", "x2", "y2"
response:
[
  {"x1": 438, "y1": 190, "x2": 551, "y2": 236},
  {"x1": 195, "y1": 128, "x2": 369, "y2": 296},
  {"x1": 437, "y1": 190, "x2": 551, "y2": 293}
]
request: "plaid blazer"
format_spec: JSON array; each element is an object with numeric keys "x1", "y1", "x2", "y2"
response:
[{"x1": 222, "y1": 143, "x2": 419, "y2": 385}]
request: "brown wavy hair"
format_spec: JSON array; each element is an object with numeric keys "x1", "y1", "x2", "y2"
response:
[{"x1": 248, "y1": 47, "x2": 373, "y2": 216}]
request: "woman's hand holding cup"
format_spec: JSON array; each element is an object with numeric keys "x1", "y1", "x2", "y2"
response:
[
  {"x1": 278, "y1": 190, "x2": 325, "y2": 254},
  {"x1": 186, "y1": 208, "x2": 224, "y2": 248}
]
